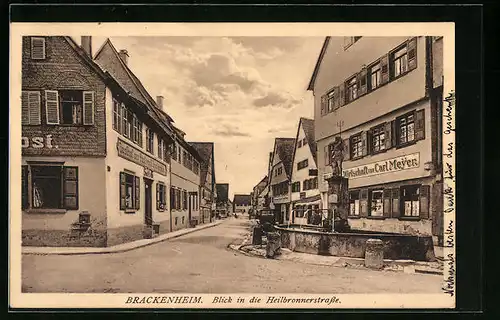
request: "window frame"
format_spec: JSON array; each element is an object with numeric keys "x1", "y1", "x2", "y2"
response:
[
  {"x1": 396, "y1": 111, "x2": 417, "y2": 148},
  {"x1": 348, "y1": 190, "x2": 361, "y2": 218},
  {"x1": 368, "y1": 60, "x2": 382, "y2": 92},
  {"x1": 390, "y1": 44, "x2": 409, "y2": 80},
  {"x1": 31, "y1": 37, "x2": 46, "y2": 60},
  {"x1": 345, "y1": 76, "x2": 358, "y2": 103},
  {"x1": 371, "y1": 123, "x2": 387, "y2": 155},
  {"x1": 400, "y1": 184, "x2": 421, "y2": 218},
  {"x1": 350, "y1": 133, "x2": 363, "y2": 159},
  {"x1": 368, "y1": 189, "x2": 385, "y2": 218}
]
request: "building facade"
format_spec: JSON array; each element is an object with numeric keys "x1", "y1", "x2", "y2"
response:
[
  {"x1": 252, "y1": 175, "x2": 268, "y2": 213},
  {"x1": 21, "y1": 36, "x2": 175, "y2": 247},
  {"x1": 233, "y1": 194, "x2": 251, "y2": 214},
  {"x1": 190, "y1": 142, "x2": 216, "y2": 224},
  {"x1": 268, "y1": 138, "x2": 295, "y2": 224},
  {"x1": 289, "y1": 118, "x2": 320, "y2": 225},
  {"x1": 215, "y1": 183, "x2": 230, "y2": 217},
  {"x1": 308, "y1": 36, "x2": 444, "y2": 244}
]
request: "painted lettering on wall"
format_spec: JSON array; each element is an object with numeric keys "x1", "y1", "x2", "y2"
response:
[
  {"x1": 117, "y1": 138, "x2": 167, "y2": 176},
  {"x1": 341, "y1": 153, "x2": 420, "y2": 179},
  {"x1": 21, "y1": 135, "x2": 58, "y2": 149}
]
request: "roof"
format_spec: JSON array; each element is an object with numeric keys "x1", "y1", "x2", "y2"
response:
[
  {"x1": 233, "y1": 194, "x2": 251, "y2": 206},
  {"x1": 274, "y1": 138, "x2": 296, "y2": 179},
  {"x1": 189, "y1": 142, "x2": 215, "y2": 185},
  {"x1": 307, "y1": 37, "x2": 331, "y2": 91},
  {"x1": 300, "y1": 117, "x2": 317, "y2": 165}
]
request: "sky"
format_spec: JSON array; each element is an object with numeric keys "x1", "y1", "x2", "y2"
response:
[{"x1": 87, "y1": 36, "x2": 324, "y2": 199}]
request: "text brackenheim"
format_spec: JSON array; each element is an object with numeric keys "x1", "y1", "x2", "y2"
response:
[{"x1": 125, "y1": 296, "x2": 202, "y2": 304}]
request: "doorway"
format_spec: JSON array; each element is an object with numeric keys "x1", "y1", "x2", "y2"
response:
[{"x1": 144, "y1": 178, "x2": 153, "y2": 227}]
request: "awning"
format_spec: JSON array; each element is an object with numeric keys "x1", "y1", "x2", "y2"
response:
[{"x1": 292, "y1": 194, "x2": 321, "y2": 205}]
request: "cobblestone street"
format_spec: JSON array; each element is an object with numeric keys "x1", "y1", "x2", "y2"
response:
[{"x1": 22, "y1": 217, "x2": 443, "y2": 294}]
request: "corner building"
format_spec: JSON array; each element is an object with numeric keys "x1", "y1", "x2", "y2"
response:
[{"x1": 308, "y1": 36, "x2": 444, "y2": 245}]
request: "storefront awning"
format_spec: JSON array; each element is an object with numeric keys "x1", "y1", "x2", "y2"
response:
[{"x1": 292, "y1": 194, "x2": 321, "y2": 205}]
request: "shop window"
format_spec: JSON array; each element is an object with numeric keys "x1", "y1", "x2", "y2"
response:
[
  {"x1": 397, "y1": 112, "x2": 415, "y2": 146},
  {"x1": 371, "y1": 124, "x2": 386, "y2": 153},
  {"x1": 401, "y1": 185, "x2": 420, "y2": 217},
  {"x1": 21, "y1": 91, "x2": 41, "y2": 125},
  {"x1": 297, "y1": 159, "x2": 308, "y2": 171},
  {"x1": 349, "y1": 191, "x2": 360, "y2": 216},
  {"x1": 350, "y1": 133, "x2": 363, "y2": 158},
  {"x1": 120, "y1": 172, "x2": 139, "y2": 211},
  {"x1": 291, "y1": 182, "x2": 300, "y2": 193},
  {"x1": 369, "y1": 189, "x2": 384, "y2": 217},
  {"x1": 345, "y1": 76, "x2": 358, "y2": 103},
  {"x1": 146, "y1": 128, "x2": 154, "y2": 154},
  {"x1": 156, "y1": 183, "x2": 167, "y2": 211},
  {"x1": 368, "y1": 61, "x2": 382, "y2": 91},
  {"x1": 28, "y1": 165, "x2": 79, "y2": 210},
  {"x1": 31, "y1": 37, "x2": 46, "y2": 60}
]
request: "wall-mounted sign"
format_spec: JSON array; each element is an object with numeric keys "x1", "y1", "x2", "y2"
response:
[
  {"x1": 273, "y1": 195, "x2": 289, "y2": 204},
  {"x1": 21, "y1": 135, "x2": 58, "y2": 149},
  {"x1": 117, "y1": 139, "x2": 168, "y2": 176},
  {"x1": 341, "y1": 152, "x2": 420, "y2": 180},
  {"x1": 143, "y1": 167, "x2": 154, "y2": 179}
]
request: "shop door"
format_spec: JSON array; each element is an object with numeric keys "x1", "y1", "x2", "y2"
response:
[{"x1": 144, "y1": 179, "x2": 153, "y2": 226}]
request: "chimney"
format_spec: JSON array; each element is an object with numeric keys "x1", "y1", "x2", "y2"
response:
[
  {"x1": 81, "y1": 36, "x2": 92, "y2": 58},
  {"x1": 156, "y1": 95, "x2": 164, "y2": 110},
  {"x1": 119, "y1": 49, "x2": 129, "y2": 65}
]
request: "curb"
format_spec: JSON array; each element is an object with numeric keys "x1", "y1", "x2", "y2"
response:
[{"x1": 23, "y1": 220, "x2": 224, "y2": 256}]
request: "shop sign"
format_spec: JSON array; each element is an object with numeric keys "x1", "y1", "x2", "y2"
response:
[
  {"x1": 21, "y1": 135, "x2": 57, "y2": 149},
  {"x1": 273, "y1": 194, "x2": 289, "y2": 204},
  {"x1": 342, "y1": 152, "x2": 420, "y2": 180},
  {"x1": 117, "y1": 139, "x2": 167, "y2": 176}
]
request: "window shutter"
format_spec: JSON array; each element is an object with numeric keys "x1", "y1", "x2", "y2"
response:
[
  {"x1": 156, "y1": 183, "x2": 160, "y2": 210},
  {"x1": 324, "y1": 144, "x2": 330, "y2": 165},
  {"x1": 21, "y1": 92, "x2": 29, "y2": 125},
  {"x1": 163, "y1": 186, "x2": 167, "y2": 207},
  {"x1": 415, "y1": 109, "x2": 425, "y2": 140},
  {"x1": 361, "y1": 131, "x2": 368, "y2": 157},
  {"x1": 358, "y1": 68, "x2": 368, "y2": 96},
  {"x1": 320, "y1": 95, "x2": 327, "y2": 116},
  {"x1": 333, "y1": 86, "x2": 340, "y2": 110},
  {"x1": 419, "y1": 185, "x2": 430, "y2": 219},
  {"x1": 28, "y1": 91, "x2": 41, "y2": 125},
  {"x1": 83, "y1": 91, "x2": 95, "y2": 125},
  {"x1": 383, "y1": 189, "x2": 392, "y2": 217},
  {"x1": 63, "y1": 166, "x2": 79, "y2": 210},
  {"x1": 45, "y1": 90, "x2": 60, "y2": 124},
  {"x1": 391, "y1": 120, "x2": 398, "y2": 147},
  {"x1": 343, "y1": 138, "x2": 350, "y2": 161},
  {"x1": 339, "y1": 83, "x2": 345, "y2": 107},
  {"x1": 31, "y1": 37, "x2": 46, "y2": 59},
  {"x1": 170, "y1": 188, "x2": 175, "y2": 210},
  {"x1": 385, "y1": 121, "x2": 393, "y2": 150},
  {"x1": 407, "y1": 37, "x2": 417, "y2": 71},
  {"x1": 22, "y1": 165, "x2": 28, "y2": 209},
  {"x1": 391, "y1": 188, "x2": 400, "y2": 218},
  {"x1": 119, "y1": 172, "x2": 126, "y2": 210},
  {"x1": 134, "y1": 176, "x2": 140, "y2": 210},
  {"x1": 380, "y1": 54, "x2": 390, "y2": 84},
  {"x1": 359, "y1": 189, "x2": 368, "y2": 217}
]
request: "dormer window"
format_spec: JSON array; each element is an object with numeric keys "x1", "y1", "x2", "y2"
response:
[{"x1": 31, "y1": 37, "x2": 46, "y2": 60}]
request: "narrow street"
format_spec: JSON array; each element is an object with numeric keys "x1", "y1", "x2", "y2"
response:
[{"x1": 22, "y1": 217, "x2": 443, "y2": 294}]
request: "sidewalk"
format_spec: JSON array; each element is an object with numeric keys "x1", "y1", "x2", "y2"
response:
[{"x1": 22, "y1": 220, "x2": 224, "y2": 256}]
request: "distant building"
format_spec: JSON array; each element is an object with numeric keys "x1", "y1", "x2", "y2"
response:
[
  {"x1": 215, "y1": 183, "x2": 229, "y2": 216},
  {"x1": 233, "y1": 194, "x2": 251, "y2": 213},
  {"x1": 289, "y1": 118, "x2": 320, "y2": 225},
  {"x1": 252, "y1": 175, "x2": 268, "y2": 212},
  {"x1": 190, "y1": 142, "x2": 216, "y2": 224}
]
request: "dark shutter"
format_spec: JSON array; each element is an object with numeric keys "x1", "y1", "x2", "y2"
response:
[
  {"x1": 415, "y1": 109, "x2": 425, "y2": 140},
  {"x1": 385, "y1": 121, "x2": 393, "y2": 150},
  {"x1": 21, "y1": 92, "x2": 29, "y2": 125},
  {"x1": 170, "y1": 187, "x2": 175, "y2": 210},
  {"x1": 63, "y1": 166, "x2": 79, "y2": 210},
  {"x1": 333, "y1": 86, "x2": 341, "y2": 109},
  {"x1": 391, "y1": 188, "x2": 400, "y2": 218},
  {"x1": 156, "y1": 183, "x2": 160, "y2": 210},
  {"x1": 380, "y1": 54, "x2": 390, "y2": 84},
  {"x1": 419, "y1": 185, "x2": 430, "y2": 219},
  {"x1": 361, "y1": 131, "x2": 368, "y2": 157},
  {"x1": 407, "y1": 37, "x2": 417, "y2": 71},
  {"x1": 22, "y1": 165, "x2": 28, "y2": 209},
  {"x1": 320, "y1": 95, "x2": 327, "y2": 116},
  {"x1": 343, "y1": 138, "x2": 350, "y2": 161},
  {"x1": 383, "y1": 189, "x2": 392, "y2": 217},
  {"x1": 339, "y1": 83, "x2": 345, "y2": 107},
  {"x1": 324, "y1": 144, "x2": 330, "y2": 166},
  {"x1": 134, "y1": 176, "x2": 140, "y2": 210},
  {"x1": 391, "y1": 120, "x2": 398, "y2": 147},
  {"x1": 163, "y1": 186, "x2": 167, "y2": 207},
  {"x1": 83, "y1": 91, "x2": 95, "y2": 125},
  {"x1": 359, "y1": 189, "x2": 369, "y2": 217},
  {"x1": 358, "y1": 68, "x2": 368, "y2": 96},
  {"x1": 119, "y1": 172, "x2": 126, "y2": 210}
]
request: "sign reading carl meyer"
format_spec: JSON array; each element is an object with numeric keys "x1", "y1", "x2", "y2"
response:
[{"x1": 342, "y1": 152, "x2": 420, "y2": 179}]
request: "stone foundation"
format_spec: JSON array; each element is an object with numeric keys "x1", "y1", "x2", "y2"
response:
[
  {"x1": 22, "y1": 229, "x2": 107, "y2": 247},
  {"x1": 106, "y1": 224, "x2": 143, "y2": 247}
]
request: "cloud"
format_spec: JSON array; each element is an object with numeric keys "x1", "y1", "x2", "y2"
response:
[
  {"x1": 211, "y1": 123, "x2": 251, "y2": 137},
  {"x1": 253, "y1": 91, "x2": 302, "y2": 109}
]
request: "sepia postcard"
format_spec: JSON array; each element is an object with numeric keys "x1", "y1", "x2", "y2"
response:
[{"x1": 9, "y1": 22, "x2": 456, "y2": 309}]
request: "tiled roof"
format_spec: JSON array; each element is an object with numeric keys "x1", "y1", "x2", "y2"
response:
[
  {"x1": 300, "y1": 117, "x2": 317, "y2": 165},
  {"x1": 233, "y1": 194, "x2": 251, "y2": 206},
  {"x1": 275, "y1": 138, "x2": 296, "y2": 179},
  {"x1": 189, "y1": 142, "x2": 214, "y2": 185}
]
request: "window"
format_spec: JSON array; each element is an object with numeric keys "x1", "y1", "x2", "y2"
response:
[
  {"x1": 343, "y1": 36, "x2": 362, "y2": 50},
  {"x1": 294, "y1": 205, "x2": 305, "y2": 218},
  {"x1": 368, "y1": 61, "x2": 382, "y2": 91},
  {"x1": 60, "y1": 91, "x2": 83, "y2": 125},
  {"x1": 397, "y1": 112, "x2": 415, "y2": 145},
  {"x1": 172, "y1": 143, "x2": 178, "y2": 162},
  {"x1": 303, "y1": 177, "x2": 317, "y2": 191},
  {"x1": 349, "y1": 191, "x2": 360, "y2": 216},
  {"x1": 345, "y1": 77, "x2": 358, "y2": 103},
  {"x1": 297, "y1": 140, "x2": 302, "y2": 148},
  {"x1": 302, "y1": 138, "x2": 308, "y2": 146},
  {"x1": 291, "y1": 181, "x2": 301, "y2": 193},
  {"x1": 392, "y1": 46, "x2": 408, "y2": 78},
  {"x1": 31, "y1": 37, "x2": 46, "y2": 60},
  {"x1": 326, "y1": 89, "x2": 336, "y2": 113},
  {"x1": 158, "y1": 139, "x2": 164, "y2": 160},
  {"x1": 183, "y1": 190, "x2": 188, "y2": 210},
  {"x1": 369, "y1": 189, "x2": 384, "y2": 217},
  {"x1": 146, "y1": 128, "x2": 154, "y2": 154},
  {"x1": 371, "y1": 124, "x2": 386, "y2": 153},
  {"x1": 350, "y1": 134, "x2": 363, "y2": 158},
  {"x1": 21, "y1": 91, "x2": 41, "y2": 125},
  {"x1": 401, "y1": 185, "x2": 420, "y2": 217},
  {"x1": 132, "y1": 115, "x2": 143, "y2": 147},
  {"x1": 156, "y1": 183, "x2": 167, "y2": 211},
  {"x1": 120, "y1": 172, "x2": 139, "y2": 211},
  {"x1": 297, "y1": 159, "x2": 308, "y2": 171},
  {"x1": 194, "y1": 161, "x2": 200, "y2": 175},
  {"x1": 112, "y1": 99, "x2": 120, "y2": 132}
]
